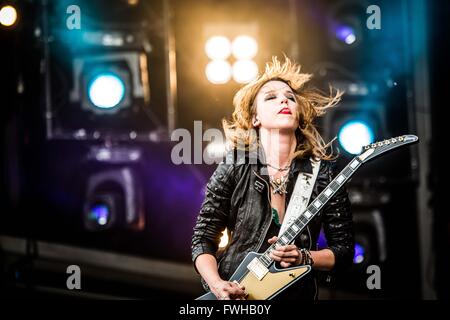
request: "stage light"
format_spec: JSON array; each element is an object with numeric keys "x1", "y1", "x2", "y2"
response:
[
  {"x1": 87, "y1": 204, "x2": 111, "y2": 227},
  {"x1": 88, "y1": 73, "x2": 126, "y2": 109},
  {"x1": 70, "y1": 52, "x2": 148, "y2": 120},
  {"x1": 338, "y1": 121, "x2": 375, "y2": 154},
  {"x1": 232, "y1": 59, "x2": 258, "y2": 84},
  {"x1": 84, "y1": 194, "x2": 118, "y2": 231},
  {"x1": 0, "y1": 5, "x2": 17, "y2": 27},
  {"x1": 83, "y1": 167, "x2": 144, "y2": 231},
  {"x1": 205, "y1": 60, "x2": 232, "y2": 84},
  {"x1": 219, "y1": 229, "x2": 229, "y2": 248},
  {"x1": 335, "y1": 25, "x2": 356, "y2": 45},
  {"x1": 232, "y1": 35, "x2": 258, "y2": 59},
  {"x1": 205, "y1": 36, "x2": 231, "y2": 60},
  {"x1": 353, "y1": 243, "x2": 365, "y2": 264}
]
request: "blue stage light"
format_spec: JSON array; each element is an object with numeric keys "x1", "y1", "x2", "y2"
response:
[
  {"x1": 335, "y1": 25, "x2": 356, "y2": 45},
  {"x1": 338, "y1": 121, "x2": 375, "y2": 154},
  {"x1": 353, "y1": 243, "x2": 365, "y2": 264},
  {"x1": 88, "y1": 73, "x2": 125, "y2": 109},
  {"x1": 88, "y1": 204, "x2": 110, "y2": 226}
]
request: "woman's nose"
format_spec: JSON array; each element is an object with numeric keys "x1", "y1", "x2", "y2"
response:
[{"x1": 281, "y1": 97, "x2": 288, "y2": 105}]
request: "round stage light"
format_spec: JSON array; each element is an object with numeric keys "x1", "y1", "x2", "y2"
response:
[
  {"x1": 353, "y1": 243, "x2": 365, "y2": 264},
  {"x1": 88, "y1": 204, "x2": 110, "y2": 226},
  {"x1": 232, "y1": 60, "x2": 258, "y2": 84},
  {"x1": 338, "y1": 121, "x2": 375, "y2": 155},
  {"x1": 0, "y1": 5, "x2": 17, "y2": 27},
  {"x1": 335, "y1": 25, "x2": 357, "y2": 45},
  {"x1": 205, "y1": 60, "x2": 231, "y2": 84},
  {"x1": 88, "y1": 73, "x2": 125, "y2": 109},
  {"x1": 232, "y1": 35, "x2": 258, "y2": 59},
  {"x1": 205, "y1": 36, "x2": 231, "y2": 60}
]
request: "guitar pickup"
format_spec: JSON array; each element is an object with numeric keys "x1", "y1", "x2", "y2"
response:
[{"x1": 247, "y1": 257, "x2": 269, "y2": 281}]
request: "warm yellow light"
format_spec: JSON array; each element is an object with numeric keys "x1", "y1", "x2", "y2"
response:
[
  {"x1": 0, "y1": 5, "x2": 17, "y2": 27},
  {"x1": 232, "y1": 35, "x2": 258, "y2": 59},
  {"x1": 219, "y1": 229, "x2": 229, "y2": 248},
  {"x1": 205, "y1": 36, "x2": 231, "y2": 60},
  {"x1": 232, "y1": 60, "x2": 258, "y2": 84},
  {"x1": 205, "y1": 60, "x2": 231, "y2": 84}
]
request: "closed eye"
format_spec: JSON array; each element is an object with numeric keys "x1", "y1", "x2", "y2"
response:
[
  {"x1": 287, "y1": 95, "x2": 296, "y2": 102},
  {"x1": 264, "y1": 95, "x2": 276, "y2": 101}
]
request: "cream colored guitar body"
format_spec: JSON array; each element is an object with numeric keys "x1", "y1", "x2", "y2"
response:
[{"x1": 197, "y1": 251, "x2": 311, "y2": 300}]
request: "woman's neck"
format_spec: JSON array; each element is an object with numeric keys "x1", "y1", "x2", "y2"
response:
[{"x1": 259, "y1": 128, "x2": 296, "y2": 168}]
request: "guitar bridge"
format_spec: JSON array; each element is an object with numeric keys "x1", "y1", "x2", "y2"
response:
[{"x1": 247, "y1": 257, "x2": 269, "y2": 281}]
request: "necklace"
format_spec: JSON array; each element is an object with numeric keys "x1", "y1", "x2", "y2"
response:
[
  {"x1": 269, "y1": 174, "x2": 289, "y2": 195},
  {"x1": 266, "y1": 162, "x2": 291, "y2": 172}
]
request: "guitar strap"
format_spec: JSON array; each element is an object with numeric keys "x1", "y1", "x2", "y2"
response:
[{"x1": 278, "y1": 159, "x2": 321, "y2": 237}]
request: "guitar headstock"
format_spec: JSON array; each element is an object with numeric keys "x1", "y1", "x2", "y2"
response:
[{"x1": 357, "y1": 134, "x2": 419, "y2": 163}]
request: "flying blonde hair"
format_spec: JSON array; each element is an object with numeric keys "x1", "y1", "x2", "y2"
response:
[{"x1": 222, "y1": 56, "x2": 343, "y2": 160}]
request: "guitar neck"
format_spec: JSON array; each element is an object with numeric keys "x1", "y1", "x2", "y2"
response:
[{"x1": 258, "y1": 157, "x2": 362, "y2": 267}]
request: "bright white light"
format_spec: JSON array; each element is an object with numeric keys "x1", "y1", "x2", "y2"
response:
[
  {"x1": 205, "y1": 36, "x2": 231, "y2": 60},
  {"x1": 88, "y1": 74, "x2": 125, "y2": 109},
  {"x1": 219, "y1": 229, "x2": 229, "y2": 248},
  {"x1": 96, "y1": 148, "x2": 111, "y2": 161},
  {"x1": 232, "y1": 60, "x2": 258, "y2": 84},
  {"x1": 338, "y1": 121, "x2": 375, "y2": 155},
  {"x1": 205, "y1": 60, "x2": 232, "y2": 84},
  {"x1": 98, "y1": 216, "x2": 108, "y2": 225},
  {"x1": 232, "y1": 35, "x2": 258, "y2": 59},
  {"x1": 0, "y1": 5, "x2": 17, "y2": 27},
  {"x1": 345, "y1": 34, "x2": 356, "y2": 45}
]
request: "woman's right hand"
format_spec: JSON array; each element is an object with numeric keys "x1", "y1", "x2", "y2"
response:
[{"x1": 210, "y1": 280, "x2": 247, "y2": 300}]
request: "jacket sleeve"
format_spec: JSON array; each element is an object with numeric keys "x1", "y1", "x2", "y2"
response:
[
  {"x1": 322, "y1": 161, "x2": 354, "y2": 271},
  {"x1": 191, "y1": 162, "x2": 235, "y2": 268}
]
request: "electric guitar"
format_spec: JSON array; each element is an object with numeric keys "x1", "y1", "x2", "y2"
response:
[{"x1": 197, "y1": 134, "x2": 419, "y2": 300}]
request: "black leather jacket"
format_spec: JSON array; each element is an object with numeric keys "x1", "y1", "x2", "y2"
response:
[{"x1": 191, "y1": 148, "x2": 354, "y2": 298}]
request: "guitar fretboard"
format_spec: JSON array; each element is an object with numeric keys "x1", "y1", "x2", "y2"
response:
[{"x1": 259, "y1": 157, "x2": 362, "y2": 267}]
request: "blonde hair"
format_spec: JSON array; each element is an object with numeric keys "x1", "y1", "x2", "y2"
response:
[{"x1": 222, "y1": 56, "x2": 343, "y2": 160}]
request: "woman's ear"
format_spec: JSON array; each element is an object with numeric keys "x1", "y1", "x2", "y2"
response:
[{"x1": 252, "y1": 116, "x2": 260, "y2": 127}]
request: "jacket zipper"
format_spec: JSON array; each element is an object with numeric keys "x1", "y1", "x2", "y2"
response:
[{"x1": 252, "y1": 170, "x2": 273, "y2": 252}]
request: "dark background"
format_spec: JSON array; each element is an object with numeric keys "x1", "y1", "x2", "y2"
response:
[{"x1": 0, "y1": 0, "x2": 447, "y2": 300}]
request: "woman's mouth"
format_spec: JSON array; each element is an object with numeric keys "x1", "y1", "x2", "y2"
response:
[{"x1": 278, "y1": 108, "x2": 292, "y2": 114}]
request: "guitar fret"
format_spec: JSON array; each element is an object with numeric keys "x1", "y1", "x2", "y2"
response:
[
  {"x1": 343, "y1": 167, "x2": 352, "y2": 176},
  {"x1": 260, "y1": 255, "x2": 270, "y2": 266},
  {"x1": 309, "y1": 206, "x2": 318, "y2": 214},
  {"x1": 318, "y1": 194, "x2": 328, "y2": 203},
  {"x1": 330, "y1": 181, "x2": 339, "y2": 190},
  {"x1": 285, "y1": 229, "x2": 294, "y2": 238}
]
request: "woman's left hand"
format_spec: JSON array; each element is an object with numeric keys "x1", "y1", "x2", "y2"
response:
[{"x1": 268, "y1": 236, "x2": 302, "y2": 268}]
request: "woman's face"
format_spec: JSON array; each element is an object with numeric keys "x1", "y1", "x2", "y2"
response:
[{"x1": 254, "y1": 80, "x2": 299, "y2": 132}]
